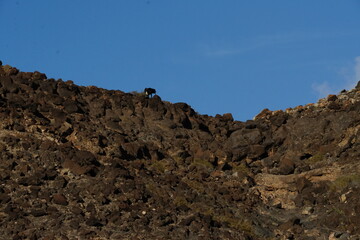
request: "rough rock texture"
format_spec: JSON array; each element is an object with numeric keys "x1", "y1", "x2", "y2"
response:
[{"x1": 0, "y1": 64, "x2": 360, "y2": 239}]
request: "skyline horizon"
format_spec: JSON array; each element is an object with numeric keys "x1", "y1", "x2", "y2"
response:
[{"x1": 1, "y1": 1, "x2": 360, "y2": 120}]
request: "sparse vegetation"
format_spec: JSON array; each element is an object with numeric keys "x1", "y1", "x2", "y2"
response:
[
  {"x1": 330, "y1": 174, "x2": 360, "y2": 192},
  {"x1": 330, "y1": 207, "x2": 345, "y2": 216},
  {"x1": 305, "y1": 152, "x2": 324, "y2": 165},
  {"x1": 148, "y1": 160, "x2": 168, "y2": 173},
  {"x1": 173, "y1": 196, "x2": 189, "y2": 207},
  {"x1": 230, "y1": 163, "x2": 251, "y2": 176},
  {"x1": 173, "y1": 156, "x2": 185, "y2": 166},
  {"x1": 190, "y1": 158, "x2": 214, "y2": 169},
  {"x1": 182, "y1": 178, "x2": 206, "y2": 193},
  {"x1": 130, "y1": 90, "x2": 145, "y2": 96},
  {"x1": 172, "y1": 195, "x2": 254, "y2": 236},
  {"x1": 145, "y1": 181, "x2": 169, "y2": 199},
  {"x1": 213, "y1": 214, "x2": 253, "y2": 235}
]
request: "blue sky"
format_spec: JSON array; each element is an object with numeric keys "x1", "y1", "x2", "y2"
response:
[{"x1": 1, "y1": 1, "x2": 360, "y2": 121}]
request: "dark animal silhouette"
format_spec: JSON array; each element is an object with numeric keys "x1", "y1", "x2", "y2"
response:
[
  {"x1": 144, "y1": 88, "x2": 156, "y2": 98},
  {"x1": 0, "y1": 60, "x2": 2, "y2": 66}
]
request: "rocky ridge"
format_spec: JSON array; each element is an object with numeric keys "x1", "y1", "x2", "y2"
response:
[{"x1": 0, "y1": 64, "x2": 360, "y2": 239}]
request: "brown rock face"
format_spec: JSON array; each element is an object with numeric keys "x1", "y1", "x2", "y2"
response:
[
  {"x1": 1, "y1": 64, "x2": 360, "y2": 239},
  {"x1": 53, "y1": 194, "x2": 68, "y2": 206}
]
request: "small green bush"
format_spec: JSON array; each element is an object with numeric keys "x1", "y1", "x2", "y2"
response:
[
  {"x1": 190, "y1": 158, "x2": 214, "y2": 169},
  {"x1": 231, "y1": 163, "x2": 251, "y2": 176},
  {"x1": 173, "y1": 196, "x2": 189, "y2": 207},
  {"x1": 306, "y1": 153, "x2": 324, "y2": 165}
]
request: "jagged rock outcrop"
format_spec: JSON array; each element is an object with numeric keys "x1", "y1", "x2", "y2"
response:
[{"x1": 0, "y1": 64, "x2": 360, "y2": 239}]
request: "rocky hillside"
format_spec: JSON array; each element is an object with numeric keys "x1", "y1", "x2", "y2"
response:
[{"x1": 0, "y1": 64, "x2": 360, "y2": 240}]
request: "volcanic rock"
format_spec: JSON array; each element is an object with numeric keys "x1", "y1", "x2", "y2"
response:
[{"x1": 1, "y1": 64, "x2": 360, "y2": 239}]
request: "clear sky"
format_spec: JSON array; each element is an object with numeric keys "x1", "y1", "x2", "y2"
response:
[{"x1": 1, "y1": 1, "x2": 360, "y2": 121}]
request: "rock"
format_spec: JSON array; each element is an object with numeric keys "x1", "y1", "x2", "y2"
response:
[
  {"x1": 355, "y1": 81, "x2": 360, "y2": 89},
  {"x1": 296, "y1": 177, "x2": 312, "y2": 193},
  {"x1": 63, "y1": 99, "x2": 79, "y2": 113},
  {"x1": 62, "y1": 159, "x2": 87, "y2": 175},
  {"x1": 227, "y1": 128, "x2": 263, "y2": 149},
  {"x1": 222, "y1": 113, "x2": 234, "y2": 121},
  {"x1": 57, "y1": 82, "x2": 74, "y2": 97},
  {"x1": 327, "y1": 94, "x2": 338, "y2": 102},
  {"x1": 278, "y1": 157, "x2": 295, "y2": 175},
  {"x1": 248, "y1": 144, "x2": 266, "y2": 159},
  {"x1": 269, "y1": 111, "x2": 288, "y2": 127},
  {"x1": 254, "y1": 108, "x2": 272, "y2": 120},
  {"x1": 32, "y1": 71, "x2": 47, "y2": 80},
  {"x1": 327, "y1": 101, "x2": 341, "y2": 110},
  {"x1": 0, "y1": 193, "x2": 11, "y2": 203},
  {"x1": 53, "y1": 194, "x2": 68, "y2": 206},
  {"x1": 2, "y1": 65, "x2": 19, "y2": 75},
  {"x1": 31, "y1": 208, "x2": 48, "y2": 217},
  {"x1": 86, "y1": 216, "x2": 103, "y2": 227}
]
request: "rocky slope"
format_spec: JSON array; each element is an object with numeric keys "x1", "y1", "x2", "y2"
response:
[{"x1": 0, "y1": 64, "x2": 360, "y2": 239}]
